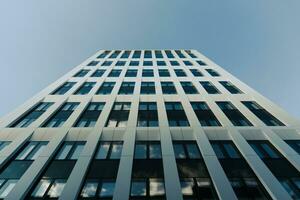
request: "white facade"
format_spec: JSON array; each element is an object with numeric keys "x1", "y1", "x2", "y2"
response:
[{"x1": 0, "y1": 49, "x2": 299, "y2": 200}]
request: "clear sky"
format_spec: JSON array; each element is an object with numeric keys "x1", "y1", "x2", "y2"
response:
[{"x1": 0, "y1": 0, "x2": 299, "y2": 119}]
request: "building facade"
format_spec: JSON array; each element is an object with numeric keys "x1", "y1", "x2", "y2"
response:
[{"x1": 0, "y1": 49, "x2": 299, "y2": 200}]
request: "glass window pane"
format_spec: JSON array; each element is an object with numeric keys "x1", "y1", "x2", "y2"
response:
[
  {"x1": 0, "y1": 180, "x2": 18, "y2": 198},
  {"x1": 95, "y1": 143, "x2": 110, "y2": 159},
  {"x1": 180, "y1": 179, "x2": 194, "y2": 195},
  {"x1": 149, "y1": 144, "x2": 162, "y2": 159},
  {"x1": 27, "y1": 144, "x2": 47, "y2": 160},
  {"x1": 47, "y1": 180, "x2": 66, "y2": 198},
  {"x1": 81, "y1": 181, "x2": 98, "y2": 197},
  {"x1": 149, "y1": 179, "x2": 165, "y2": 196},
  {"x1": 211, "y1": 143, "x2": 225, "y2": 159},
  {"x1": 174, "y1": 144, "x2": 186, "y2": 159},
  {"x1": 70, "y1": 144, "x2": 84, "y2": 160},
  {"x1": 31, "y1": 179, "x2": 51, "y2": 197},
  {"x1": 131, "y1": 181, "x2": 146, "y2": 196},
  {"x1": 186, "y1": 144, "x2": 201, "y2": 159},
  {"x1": 261, "y1": 143, "x2": 279, "y2": 158},
  {"x1": 56, "y1": 144, "x2": 73, "y2": 160},
  {"x1": 134, "y1": 144, "x2": 147, "y2": 159},
  {"x1": 110, "y1": 144, "x2": 122, "y2": 159},
  {"x1": 16, "y1": 143, "x2": 36, "y2": 160},
  {"x1": 99, "y1": 181, "x2": 115, "y2": 197},
  {"x1": 223, "y1": 143, "x2": 240, "y2": 158}
]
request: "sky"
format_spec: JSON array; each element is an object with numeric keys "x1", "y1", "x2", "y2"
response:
[{"x1": 0, "y1": 0, "x2": 300, "y2": 119}]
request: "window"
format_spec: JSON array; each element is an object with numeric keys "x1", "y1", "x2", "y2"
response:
[
  {"x1": 174, "y1": 69, "x2": 186, "y2": 77},
  {"x1": 55, "y1": 142, "x2": 85, "y2": 160},
  {"x1": 101, "y1": 61, "x2": 112, "y2": 67},
  {"x1": 108, "y1": 69, "x2": 122, "y2": 77},
  {"x1": 0, "y1": 141, "x2": 10, "y2": 151},
  {"x1": 121, "y1": 50, "x2": 131, "y2": 59},
  {"x1": 134, "y1": 142, "x2": 162, "y2": 159},
  {"x1": 206, "y1": 69, "x2": 220, "y2": 77},
  {"x1": 248, "y1": 141, "x2": 280, "y2": 159},
  {"x1": 0, "y1": 180, "x2": 18, "y2": 198},
  {"x1": 157, "y1": 60, "x2": 166, "y2": 66},
  {"x1": 118, "y1": 82, "x2": 135, "y2": 95},
  {"x1": 87, "y1": 61, "x2": 99, "y2": 66},
  {"x1": 132, "y1": 51, "x2": 141, "y2": 59},
  {"x1": 142, "y1": 69, "x2": 154, "y2": 77},
  {"x1": 165, "y1": 102, "x2": 189, "y2": 127},
  {"x1": 158, "y1": 69, "x2": 170, "y2": 77},
  {"x1": 181, "y1": 82, "x2": 198, "y2": 94},
  {"x1": 42, "y1": 102, "x2": 79, "y2": 127},
  {"x1": 161, "y1": 82, "x2": 177, "y2": 94},
  {"x1": 143, "y1": 61, "x2": 153, "y2": 66},
  {"x1": 191, "y1": 102, "x2": 221, "y2": 126},
  {"x1": 97, "y1": 51, "x2": 110, "y2": 59},
  {"x1": 95, "y1": 141, "x2": 123, "y2": 159},
  {"x1": 130, "y1": 179, "x2": 165, "y2": 198},
  {"x1": 200, "y1": 81, "x2": 220, "y2": 94},
  {"x1": 140, "y1": 82, "x2": 156, "y2": 95},
  {"x1": 91, "y1": 69, "x2": 105, "y2": 77},
  {"x1": 109, "y1": 50, "x2": 121, "y2": 58},
  {"x1": 180, "y1": 178, "x2": 216, "y2": 199},
  {"x1": 185, "y1": 50, "x2": 197, "y2": 58},
  {"x1": 51, "y1": 82, "x2": 76, "y2": 95},
  {"x1": 155, "y1": 50, "x2": 163, "y2": 59},
  {"x1": 74, "y1": 82, "x2": 95, "y2": 95},
  {"x1": 242, "y1": 101, "x2": 285, "y2": 126},
  {"x1": 115, "y1": 61, "x2": 126, "y2": 66},
  {"x1": 31, "y1": 179, "x2": 66, "y2": 198},
  {"x1": 10, "y1": 102, "x2": 53, "y2": 128},
  {"x1": 137, "y1": 102, "x2": 158, "y2": 127},
  {"x1": 125, "y1": 69, "x2": 137, "y2": 77},
  {"x1": 144, "y1": 50, "x2": 152, "y2": 59},
  {"x1": 173, "y1": 142, "x2": 202, "y2": 159},
  {"x1": 175, "y1": 50, "x2": 186, "y2": 58},
  {"x1": 211, "y1": 141, "x2": 240, "y2": 159},
  {"x1": 219, "y1": 81, "x2": 242, "y2": 94},
  {"x1": 96, "y1": 82, "x2": 115, "y2": 95},
  {"x1": 285, "y1": 140, "x2": 300, "y2": 154},
  {"x1": 196, "y1": 60, "x2": 207, "y2": 66},
  {"x1": 183, "y1": 60, "x2": 193, "y2": 66},
  {"x1": 165, "y1": 50, "x2": 174, "y2": 58},
  {"x1": 170, "y1": 60, "x2": 180, "y2": 66},
  {"x1": 81, "y1": 180, "x2": 116, "y2": 198},
  {"x1": 73, "y1": 69, "x2": 90, "y2": 77},
  {"x1": 74, "y1": 102, "x2": 105, "y2": 127},
  {"x1": 129, "y1": 61, "x2": 139, "y2": 66},
  {"x1": 106, "y1": 102, "x2": 131, "y2": 127},
  {"x1": 16, "y1": 142, "x2": 48, "y2": 160},
  {"x1": 190, "y1": 69, "x2": 203, "y2": 77},
  {"x1": 217, "y1": 102, "x2": 253, "y2": 126}
]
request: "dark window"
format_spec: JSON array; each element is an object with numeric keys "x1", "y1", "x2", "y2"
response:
[
  {"x1": 130, "y1": 178, "x2": 165, "y2": 199},
  {"x1": 200, "y1": 81, "x2": 220, "y2": 94},
  {"x1": 129, "y1": 61, "x2": 139, "y2": 66},
  {"x1": 211, "y1": 141, "x2": 270, "y2": 199},
  {"x1": 190, "y1": 69, "x2": 203, "y2": 77},
  {"x1": 74, "y1": 82, "x2": 95, "y2": 95},
  {"x1": 181, "y1": 82, "x2": 198, "y2": 94},
  {"x1": 134, "y1": 142, "x2": 162, "y2": 159},
  {"x1": 155, "y1": 50, "x2": 163, "y2": 59},
  {"x1": 161, "y1": 82, "x2": 177, "y2": 94},
  {"x1": 242, "y1": 101, "x2": 285, "y2": 126},
  {"x1": 141, "y1": 82, "x2": 156, "y2": 95},
  {"x1": 157, "y1": 60, "x2": 166, "y2": 66},
  {"x1": 10, "y1": 102, "x2": 54, "y2": 128},
  {"x1": 74, "y1": 102, "x2": 105, "y2": 127},
  {"x1": 248, "y1": 141, "x2": 280, "y2": 159},
  {"x1": 170, "y1": 61, "x2": 180, "y2": 66},
  {"x1": 87, "y1": 61, "x2": 99, "y2": 66},
  {"x1": 137, "y1": 102, "x2": 158, "y2": 127},
  {"x1": 101, "y1": 61, "x2": 112, "y2": 66},
  {"x1": 118, "y1": 82, "x2": 135, "y2": 95},
  {"x1": 175, "y1": 50, "x2": 186, "y2": 58},
  {"x1": 219, "y1": 81, "x2": 242, "y2": 94},
  {"x1": 108, "y1": 69, "x2": 122, "y2": 77},
  {"x1": 81, "y1": 180, "x2": 116, "y2": 198},
  {"x1": 74, "y1": 69, "x2": 90, "y2": 77},
  {"x1": 144, "y1": 50, "x2": 152, "y2": 59},
  {"x1": 121, "y1": 50, "x2": 131, "y2": 59},
  {"x1": 185, "y1": 50, "x2": 197, "y2": 58},
  {"x1": 175, "y1": 69, "x2": 186, "y2": 77},
  {"x1": 132, "y1": 51, "x2": 141, "y2": 59},
  {"x1": 158, "y1": 69, "x2": 170, "y2": 77},
  {"x1": 125, "y1": 69, "x2": 137, "y2": 77},
  {"x1": 196, "y1": 60, "x2": 207, "y2": 66},
  {"x1": 173, "y1": 142, "x2": 202, "y2": 159},
  {"x1": 191, "y1": 102, "x2": 221, "y2": 126},
  {"x1": 217, "y1": 102, "x2": 253, "y2": 126},
  {"x1": 96, "y1": 82, "x2": 115, "y2": 95},
  {"x1": 51, "y1": 82, "x2": 76, "y2": 95},
  {"x1": 285, "y1": 140, "x2": 300, "y2": 154},
  {"x1": 106, "y1": 102, "x2": 131, "y2": 127},
  {"x1": 109, "y1": 50, "x2": 121, "y2": 58},
  {"x1": 142, "y1": 69, "x2": 154, "y2": 77},
  {"x1": 115, "y1": 61, "x2": 126, "y2": 66},
  {"x1": 42, "y1": 102, "x2": 79, "y2": 127},
  {"x1": 165, "y1": 50, "x2": 174, "y2": 58},
  {"x1": 206, "y1": 69, "x2": 220, "y2": 77},
  {"x1": 183, "y1": 61, "x2": 193, "y2": 66},
  {"x1": 143, "y1": 61, "x2": 153, "y2": 66},
  {"x1": 165, "y1": 102, "x2": 189, "y2": 127},
  {"x1": 91, "y1": 69, "x2": 105, "y2": 77},
  {"x1": 97, "y1": 51, "x2": 111, "y2": 59}
]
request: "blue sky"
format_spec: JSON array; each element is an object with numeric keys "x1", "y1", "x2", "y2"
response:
[{"x1": 0, "y1": 0, "x2": 299, "y2": 118}]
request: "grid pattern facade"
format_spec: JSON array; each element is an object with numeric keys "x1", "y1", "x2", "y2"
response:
[{"x1": 0, "y1": 50, "x2": 299, "y2": 200}]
